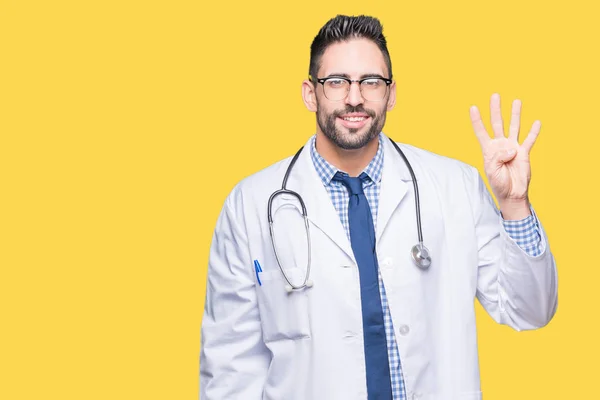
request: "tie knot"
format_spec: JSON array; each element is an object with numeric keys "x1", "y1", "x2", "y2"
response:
[{"x1": 333, "y1": 171, "x2": 368, "y2": 195}]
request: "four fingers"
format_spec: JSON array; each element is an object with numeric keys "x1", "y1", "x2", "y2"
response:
[{"x1": 470, "y1": 94, "x2": 541, "y2": 154}]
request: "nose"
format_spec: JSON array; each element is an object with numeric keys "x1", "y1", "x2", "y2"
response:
[{"x1": 344, "y1": 81, "x2": 364, "y2": 107}]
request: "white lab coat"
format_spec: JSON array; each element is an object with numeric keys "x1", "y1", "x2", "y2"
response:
[{"x1": 200, "y1": 133, "x2": 558, "y2": 400}]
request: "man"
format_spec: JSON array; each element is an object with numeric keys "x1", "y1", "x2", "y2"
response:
[{"x1": 199, "y1": 15, "x2": 557, "y2": 400}]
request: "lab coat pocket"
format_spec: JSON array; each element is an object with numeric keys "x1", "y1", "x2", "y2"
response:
[{"x1": 255, "y1": 267, "x2": 312, "y2": 343}]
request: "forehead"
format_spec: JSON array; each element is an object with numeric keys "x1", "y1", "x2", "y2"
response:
[{"x1": 318, "y1": 38, "x2": 388, "y2": 77}]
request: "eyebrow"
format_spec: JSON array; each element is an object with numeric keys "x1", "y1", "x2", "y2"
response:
[{"x1": 325, "y1": 72, "x2": 387, "y2": 79}]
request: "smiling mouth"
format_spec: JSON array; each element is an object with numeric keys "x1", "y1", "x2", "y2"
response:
[
  {"x1": 337, "y1": 113, "x2": 370, "y2": 129},
  {"x1": 341, "y1": 116, "x2": 367, "y2": 122}
]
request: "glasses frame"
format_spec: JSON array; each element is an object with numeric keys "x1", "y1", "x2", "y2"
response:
[{"x1": 311, "y1": 75, "x2": 393, "y2": 102}]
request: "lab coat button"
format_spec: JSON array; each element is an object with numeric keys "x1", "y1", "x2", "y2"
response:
[
  {"x1": 382, "y1": 257, "x2": 393, "y2": 266},
  {"x1": 399, "y1": 324, "x2": 410, "y2": 336}
]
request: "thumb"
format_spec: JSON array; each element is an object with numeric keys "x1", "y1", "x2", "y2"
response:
[{"x1": 492, "y1": 148, "x2": 517, "y2": 165}]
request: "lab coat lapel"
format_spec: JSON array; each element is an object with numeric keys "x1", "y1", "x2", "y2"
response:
[
  {"x1": 287, "y1": 138, "x2": 356, "y2": 262},
  {"x1": 376, "y1": 134, "x2": 414, "y2": 244}
]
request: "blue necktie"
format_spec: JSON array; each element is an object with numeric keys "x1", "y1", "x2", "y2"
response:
[{"x1": 333, "y1": 172, "x2": 392, "y2": 400}]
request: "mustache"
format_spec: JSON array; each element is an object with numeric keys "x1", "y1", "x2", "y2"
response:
[{"x1": 332, "y1": 105, "x2": 376, "y2": 119}]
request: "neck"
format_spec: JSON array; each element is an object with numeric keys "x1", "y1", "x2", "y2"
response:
[{"x1": 315, "y1": 132, "x2": 379, "y2": 177}]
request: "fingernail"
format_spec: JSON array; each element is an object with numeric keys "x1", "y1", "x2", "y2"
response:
[{"x1": 507, "y1": 149, "x2": 516, "y2": 156}]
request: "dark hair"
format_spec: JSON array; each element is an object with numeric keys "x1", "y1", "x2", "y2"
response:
[{"x1": 309, "y1": 15, "x2": 393, "y2": 81}]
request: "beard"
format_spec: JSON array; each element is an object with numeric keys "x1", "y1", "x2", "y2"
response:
[{"x1": 316, "y1": 104, "x2": 386, "y2": 150}]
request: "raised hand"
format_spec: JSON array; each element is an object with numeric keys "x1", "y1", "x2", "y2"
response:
[{"x1": 469, "y1": 93, "x2": 540, "y2": 220}]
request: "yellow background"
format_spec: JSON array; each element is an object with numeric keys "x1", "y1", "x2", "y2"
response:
[{"x1": 1, "y1": 0, "x2": 598, "y2": 399}]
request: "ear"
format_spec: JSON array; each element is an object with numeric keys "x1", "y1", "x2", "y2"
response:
[
  {"x1": 302, "y1": 79, "x2": 318, "y2": 112},
  {"x1": 386, "y1": 80, "x2": 397, "y2": 111}
]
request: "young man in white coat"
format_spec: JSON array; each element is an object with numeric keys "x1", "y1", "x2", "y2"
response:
[{"x1": 199, "y1": 14, "x2": 558, "y2": 400}]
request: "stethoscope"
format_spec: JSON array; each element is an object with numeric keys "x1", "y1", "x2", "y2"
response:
[{"x1": 267, "y1": 136, "x2": 431, "y2": 292}]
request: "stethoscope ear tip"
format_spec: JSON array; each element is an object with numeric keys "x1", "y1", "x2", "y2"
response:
[
  {"x1": 306, "y1": 279, "x2": 314, "y2": 288},
  {"x1": 285, "y1": 284, "x2": 293, "y2": 293}
]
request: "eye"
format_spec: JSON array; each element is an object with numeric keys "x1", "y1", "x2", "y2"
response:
[
  {"x1": 362, "y1": 78, "x2": 382, "y2": 87},
  {"x1": 326, "y1": 78, "x2": 346, "y2": 88}
]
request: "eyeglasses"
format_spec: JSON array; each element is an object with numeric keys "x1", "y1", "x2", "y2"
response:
[{"x1": 311, "y1": 75, "x2": 392, "y2": 102}]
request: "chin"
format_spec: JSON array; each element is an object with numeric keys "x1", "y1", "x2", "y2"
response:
[{"x1": 335, "y1": 132, "x2": 376, "y2": 150}]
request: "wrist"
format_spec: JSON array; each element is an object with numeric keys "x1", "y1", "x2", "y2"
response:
[{"x1": 499, "y1": 198, "x2": 531, "y2": 220}]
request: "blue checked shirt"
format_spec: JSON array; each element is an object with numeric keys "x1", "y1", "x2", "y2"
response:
[{"x1": 309, "y1": 133, "x2": 543, "y2": 400}]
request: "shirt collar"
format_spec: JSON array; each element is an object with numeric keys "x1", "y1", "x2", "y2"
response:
[{"x1": 309, "y1": 133, "x2": 384, "y2": 186}]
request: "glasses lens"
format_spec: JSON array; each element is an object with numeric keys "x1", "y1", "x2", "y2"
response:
[
  {"x1": 323, "y1": 78, "x2": 349, "y2": 101},
  {"x1": 360, "y1": 78, "x2": 388, "y2": 101}
]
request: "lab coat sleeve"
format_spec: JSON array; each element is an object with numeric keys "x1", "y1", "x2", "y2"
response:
[
  {"x1": 501, "y1": 211, "x2": 544, "y2": 257},
  {"x1": 470, "y1": 167, "x2": 558, "y2": 331},
  {"x1": 199, "y1": 190, "x2": 269, "y2": 399}
]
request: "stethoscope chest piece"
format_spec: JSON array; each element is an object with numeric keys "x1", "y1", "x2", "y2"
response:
[{"x1": 411, "y1": 243, "x2": 432, "y2": 270}]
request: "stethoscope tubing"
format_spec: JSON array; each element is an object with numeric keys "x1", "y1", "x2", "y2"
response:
[{"x1": 267, "y1": 136, "x2": 429, "y2": 292}]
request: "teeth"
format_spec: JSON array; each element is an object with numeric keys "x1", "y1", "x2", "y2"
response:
[{"x1": 343, "y1": 117, "x2": 366, "y2": 122}]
